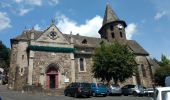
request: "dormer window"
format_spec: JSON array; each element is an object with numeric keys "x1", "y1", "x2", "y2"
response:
[{"x1": 82, "y1": 39, "x2": 87, "y2": 44}]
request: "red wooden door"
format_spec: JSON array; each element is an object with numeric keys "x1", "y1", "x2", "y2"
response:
[
  {"x1": 55, "y1": 74, "x2": 58, "y2": 89},
  {"x1": 46, "y1": 75, "x2": 50, "y2": 89}
]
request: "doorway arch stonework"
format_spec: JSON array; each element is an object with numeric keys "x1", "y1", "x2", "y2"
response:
[{"x1": 40, "y1": 62, "x2": 64, "y2": 89}]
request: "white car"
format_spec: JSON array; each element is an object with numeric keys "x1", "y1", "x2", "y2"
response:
[{"x1": 153, "y1": 87, "x2": 170, "y2": 100}]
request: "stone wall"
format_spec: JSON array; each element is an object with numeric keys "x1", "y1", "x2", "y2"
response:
[
  {"x1": 8, "y1": 42, "x2": 18, "y2": 89},
  {"x1": 75, "y1": 54, "x2": 93, "y2": 82},
  {"x1": 136, "y1": 56, "x2": 153, "y2": 87},
  {"x1": 8, "y1": 41, "x2": 28, "y2": 90},
  {"x1": 33, "y1": 51, "x2": 72, "y2": 88}
]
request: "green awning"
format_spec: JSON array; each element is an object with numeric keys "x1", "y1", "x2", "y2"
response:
[{"x1": 27, "y1": 45, "x2": 75, "y2": 53}]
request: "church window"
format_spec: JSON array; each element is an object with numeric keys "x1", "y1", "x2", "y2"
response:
[
  {"x1": 79, "y1": 58, "x2": 86, "y2": 72},
  {"x1": 110, "y1": 25, "x2": 114, "y2": 31},
  {"x1": 141, "y1": 64, "x2": 146, "y2": 77},
  {"x1": 120, "y1": 32, "x2": 123, "y2": 38},
  {"x1": 19, "y1": 67, "x2": 24, "y2": 76},
  {"x1": 111, "y1": 32, "x2": 115, "y2": 38}
]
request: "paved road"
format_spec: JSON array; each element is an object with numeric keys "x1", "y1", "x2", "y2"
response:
[{"x1": 0, "y1": 85, "x2": 153, "y2": 100}]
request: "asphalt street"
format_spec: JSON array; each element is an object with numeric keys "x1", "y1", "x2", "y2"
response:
[{"x1": 0, "y1": 85, "x2": 153, "y2": 100}]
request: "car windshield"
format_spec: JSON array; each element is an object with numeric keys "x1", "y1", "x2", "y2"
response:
[
  {"x1": 97, "y1": 83, "x2": 106, "y2": 88},
  {"x1": 80, "y1": 83, "x2": 91, "y2": 87},
  {"x1": 136, "y1": 85, "x2": 144, "y2": 89},
  {"x1": 162, "y1": 90, "x2": 170, "y2": 100},
  {"x1": 111, "y1": 84, "x2": 120, "y2": 87}
]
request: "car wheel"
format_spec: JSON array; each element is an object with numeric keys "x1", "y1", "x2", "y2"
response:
[
  {"x1": 103, "y1": 94, "x2": 107, "y2": 97},
  {"x1": 64, "y1": 92, "x2": 67, "y2": 96},
  {"x1": 86, "y1": 95, "x2": 91, "y2": 98},
  {"x1": 92, "y1": 92, "x2": 96, "y2": 97},
  {"x1": 74, "y1": 93, "x2": 78, "y2": 98},
  {"x1": 132, "y1": 91, "x2": 137, "y2": 96}
]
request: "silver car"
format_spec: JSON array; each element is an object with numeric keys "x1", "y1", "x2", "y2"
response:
[
  {"x1": 121, "y1": 84, "x2": 145, "y2": 96},
  {"x1": 108, "y1": 84, "x2": 122, "y2": 95}
]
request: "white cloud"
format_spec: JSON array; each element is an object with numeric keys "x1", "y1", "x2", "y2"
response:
[
  {"x1": 27, "y1": 0, "x2": 42, "y2": 6},
  {"x1": 125, "y1": 23, "x2": 137, "y2": 39},
  {"x1": 56, "y1": 14, "x2": 102, "y2": 37},
  {"x1": 19, "y1": 8, "x2": 32, "y2": 16},
  {"x1": 34, "y1": 24, "x2": 42, "y2": 31},
  {"x1": 0, "y1": 12, "x2": 12, "y2": 31},
  {"x1": 14, "y1": 0, "x2": 42, "y2": 6},
  {"x1": 14, "y1": 0, "x2": 23, "y2": 3},
  {"x1": 154, "y1": 11, "x2": 167, "y2": 20},
  {"x1": 48, "y1": 0, "x2": 59, "y2": 5}
]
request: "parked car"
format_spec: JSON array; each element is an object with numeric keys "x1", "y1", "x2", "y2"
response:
[
  {"x1": 165, "y1": 76, "x2": 170, "y2": 87},
  {"x1": 108, "y1": 84, "x2": 122, "y2": 95},
  {"x1": 153, "y1": 87, "x2": 170, "y2": 100},
  {"x1": 121, "y1": 84, "x2": 145, "y2": 96},
  {"x1": 64, "y1": 82, "x2": 92, "y2": 98},
  {"x1": 144, "y1": 87, "x2": 154, "y2": 96},
  {"x1": 91, "y1": 83, "x2": 108, "y2": 97}
]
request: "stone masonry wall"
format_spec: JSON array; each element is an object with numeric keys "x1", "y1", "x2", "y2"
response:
[
  {"x1": 33, "y1": 51, "x2": 72, "y2": 88},
  {"x1": 8, "y1": 41, "x2": 28, "y2": 90},
  {"x1": 75, "y1": 55, "x2": 93, "y2": 82}
]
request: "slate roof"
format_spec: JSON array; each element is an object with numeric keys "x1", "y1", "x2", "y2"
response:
[
  {"x1": 12, "y1": 29, "x2": 42, "y2": 41},
  {"x1": 127, "y1": 40, "x2": 149, "y2": 55},
  {"x1": 103, "y1": 4, "x2": 119, "y2": 26},
  {"x1": 11, "y1": 29, "x2": 149, "y2": 55},
  {"x1": 63, "y1": 34, "x2": 105, "y2": 48}
]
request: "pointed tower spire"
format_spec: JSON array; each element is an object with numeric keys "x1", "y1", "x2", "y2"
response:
[{"x1": 103, "y1": 3, "x2": 119, "y2": 25}]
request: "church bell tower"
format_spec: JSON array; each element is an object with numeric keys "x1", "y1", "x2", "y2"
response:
[{"x1": 99, "y1": 4, "x2": 127, "y2": 43}]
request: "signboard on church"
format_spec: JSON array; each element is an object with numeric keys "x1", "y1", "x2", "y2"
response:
[{"x1": 64, "y1": 76, "x2": 69, "y2": 83}]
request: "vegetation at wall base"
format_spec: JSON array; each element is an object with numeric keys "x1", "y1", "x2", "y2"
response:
[
  {"x1": 154, "y1": 55, "x2": 170, "y2": 86},
  {"x1": 0, "y1": 41, "x2": 10, "y2": 84}
]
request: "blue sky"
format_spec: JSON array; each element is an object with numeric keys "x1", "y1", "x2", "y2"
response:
[{"x1": 0, "y1": 0, "x2": 170, "y2": 60}]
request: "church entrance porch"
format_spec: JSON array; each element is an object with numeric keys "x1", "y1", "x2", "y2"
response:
[{"x1": 46, "y1": 66, "x2": 58, "y2": 89}]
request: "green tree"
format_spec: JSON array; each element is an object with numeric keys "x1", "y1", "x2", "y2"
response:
[
  {"x1": 154, "y1": 55, "x2": 170, "y2": 86},
  {"x1": 92, "y1": 42, "x2": 137, "y2": 85},
  {"x1": 0, "y1": 41, "x2": 10, "y2": 79}
]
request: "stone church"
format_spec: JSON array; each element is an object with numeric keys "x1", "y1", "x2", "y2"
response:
[{"x1": 8, "y1": 4, "x2": 159, "y2": 90}]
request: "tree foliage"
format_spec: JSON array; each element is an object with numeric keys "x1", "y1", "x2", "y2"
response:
[
  {"x1": 92, "y1": 42, "x2": 137, "y2": 84},
  {"x1": 0, "y1": 41, "x2": 10, "y2": 75},
  {"x1": 154, "y1": 55, "x2": 170, "y2": 86}
]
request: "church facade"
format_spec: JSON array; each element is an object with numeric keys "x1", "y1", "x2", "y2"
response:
[{"x1": 8, "y1": 4, "x2": 159, "y2": 90}]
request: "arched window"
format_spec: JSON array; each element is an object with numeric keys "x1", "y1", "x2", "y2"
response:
[
  {"x1": 110, "y1": 25, "x2": 114, "y2": 31},
  {"x1": 111, "y1": 32, "x2": 115, "y2": 38},
  {"x1": 80, "y1": 58, "x2": 84, "y2": 71},
  {"x1": 120, "y1": 32, "x2": 123, "y2": 38},
  {"x1": 141, "y1": 64, "x2": 146, "y2": 77}
]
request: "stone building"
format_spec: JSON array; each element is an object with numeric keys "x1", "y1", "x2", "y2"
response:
[{"x1": 8, "y1": 4, "x2": 158, "y2": 90}]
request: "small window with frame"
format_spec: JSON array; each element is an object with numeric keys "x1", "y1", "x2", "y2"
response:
[
  {"x1": 141, "y1": 64, "x2": 146, "y2": 77},
  {"x1": 79, "y1": 58, "x2": 86, "y2": 72}
]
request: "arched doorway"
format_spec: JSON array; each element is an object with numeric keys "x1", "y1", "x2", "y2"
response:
[{"x1": 46, "y1": 64, "x2": 59, "y2": 89}]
